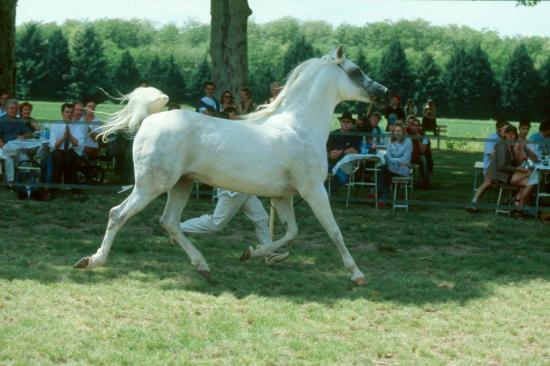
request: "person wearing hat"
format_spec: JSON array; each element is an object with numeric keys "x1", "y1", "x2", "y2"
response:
[{"x1": 326, "y1": 111, "x2": 361, "y2": 192}]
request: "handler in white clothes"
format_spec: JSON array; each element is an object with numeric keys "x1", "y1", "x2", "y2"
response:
[{"x1": 180, "y1": 189, "x2": 290, "y2": 265}]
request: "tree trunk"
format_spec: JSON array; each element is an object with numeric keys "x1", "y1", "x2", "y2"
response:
[
  {"x1": 210, "y1": 0, "x2": 252, "y2": 99},
  {"x1": 0, "y1": 0, "x2": 17, "y2": 97}
]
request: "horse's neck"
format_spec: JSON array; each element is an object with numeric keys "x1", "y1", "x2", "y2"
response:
[{"x1": 278, "y1": 83, "x2": 339, "y2": 143}]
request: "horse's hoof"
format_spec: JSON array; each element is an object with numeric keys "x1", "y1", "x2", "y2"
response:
[
  {"x1": 352, "y1": 277, "x2": 367, "y2": 286},
  {"x1": 74, "y1": 256, "x2": 91, "y2": 269},
  {"x1": 197, "y1": 270, "x2": 213, "y2": 283},
  {"x1": 239, "y1": 247, "x2": 253, "y2": 262}
]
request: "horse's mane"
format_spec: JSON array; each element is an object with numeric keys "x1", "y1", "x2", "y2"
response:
[{"x1": 243, "y1": 58, "x2": 326, "y2": 121}]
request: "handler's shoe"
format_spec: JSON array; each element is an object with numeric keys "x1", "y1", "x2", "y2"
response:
[{"x1": 264, "y1": 251, "x2": 290, "y2": 266}]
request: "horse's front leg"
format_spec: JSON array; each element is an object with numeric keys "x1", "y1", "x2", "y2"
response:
[
  {"x1": 159, "y1": 178, "x2": 211, "y2": 281},
  {"x1": 240, "y1": 196, "x2": 298, "y2": 260},
  {"x1": 301, "y1": 184, "x2": 366, "y2": 285}
]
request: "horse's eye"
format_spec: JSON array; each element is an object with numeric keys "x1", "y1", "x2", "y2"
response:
[{"x1": 350, "y1": 68, "x2": 362, "y2": 77}]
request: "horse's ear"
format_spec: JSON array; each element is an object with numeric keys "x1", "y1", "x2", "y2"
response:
[{"x1": 336, "y1": 45, "x2": 344, "y2": 62}]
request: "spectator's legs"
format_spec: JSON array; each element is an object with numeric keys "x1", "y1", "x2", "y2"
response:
[
  {"x1": 418, "y1": 155, "x2": 430, "y2": 188},
  {"x1": 64, "y1": 150, "x2": 80, "y2": 185},
  {"x1": 241, "y1": 195, "x2": 271, "y2": 245},
  {"x1": 471, "y1": 177, "x2": 492, "y2": 204},
  {"x1": 179, "y1": 191, "x2": 247, "y2": 234},
  {"x1": 51, "y1": 150, "x2": 64, "y2": 184}
]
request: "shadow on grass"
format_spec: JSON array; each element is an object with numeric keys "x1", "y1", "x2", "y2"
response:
[
  {"x1": 1, "y1": 147, "x2": 548, "y2": 305},
  {"x1": 1, "y1": 187, "x2": 548, "y2": 306}
]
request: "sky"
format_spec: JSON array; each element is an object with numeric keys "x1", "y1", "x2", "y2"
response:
[{"x1": 15, "y1": 0, "x2": 550, "y2": 38}]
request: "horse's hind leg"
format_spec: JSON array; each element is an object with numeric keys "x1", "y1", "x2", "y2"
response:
[
  {"x1": 159, "y1": 178, "x2": 211, "y2": 279},
  {"x1": 241, "y1": 196, "x2": 298, "y2": 259},
  {"x1": 301, "y1": 184, "x2": 366, "y2": 285},
  {"x1": 74, "y1": 185, "x2": 161, "y2": 269}
]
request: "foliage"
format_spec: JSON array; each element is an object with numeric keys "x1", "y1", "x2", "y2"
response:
[
  {"x1": 15, "y1": 22, "x2": 48, "y2": 100},
  {"x1": 539, "y1": 56, "x2": 550, "y2": 118},
  {"x1": 13, "y1": 18, "x2": 550, "y2": 120},
  {"x1": 42, "y1": 29, "x2": 71, "y2": 100},
  {"x1": 378, "y1": 39, "x2": 414, "y2": 99},
  {"x1": 67, "y1": 25, "x2": 108, "y2": 102},
  {"x1": 414, "y1": 53, "x2": 445, "y2": 109},
  {"x1": 500, "y1": 44, "x2": 541, "y2": 120},
  {"x1": 113, "y1": 50, "x2": 141, "y2": 95}
]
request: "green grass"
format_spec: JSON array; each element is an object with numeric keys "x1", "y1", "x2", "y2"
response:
[{"x1": 1, "y1": 148, "x2": 549, "y2": 365}]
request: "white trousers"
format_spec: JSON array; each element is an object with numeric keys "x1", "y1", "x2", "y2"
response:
[
  {"x1": 0, "y1": 147, "x2": 16, "y2": 182},
  {"x1": 180, "y1": 190, "x2": 271, "y2": 245}
]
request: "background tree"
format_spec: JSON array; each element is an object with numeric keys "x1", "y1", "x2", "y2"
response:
[
  {"x1": 42, "y1": 29, "x2": 71, "y2": 100},
  {"x1": 68, "y1": 25, "x2": 109, "y2": 101},
  {"x1": 0, "y1": 0, "x2": 17, "y2": 97},
  {"x1": 15, "y1": 22, "x2": 48, "y2": 100},
  {"x1": 465, "y1": 45, "x2": 500, "y2": 118},
  {"x1": 500, "y1": 44, "x2": 541, "y2": 120},
  {"x1": 282, "y1": 34, "x2": 317, "y2": 78},
  {"x1": 443, "y1": 46, "x2": 471, "y2": 117},
  {"x1": 113, "y1": 50, "x2": 141, "y2": 95},
  {"x1": 210, "y1": 0, "x2": 252, "y2": 100},
  {"x1": 539, "y1": 56, "x2": 550, "y2": 118},
  {"x1": 146, "y1": 55, "x2": 163, "y2": 89},
  {"x1": 187, "y1": 57, "x2": 212, "y2": 103},
  {"x1": 378, "y1": 39, "x2": 413, "y2": 99},
  {"x1": 414, "y1": 53, "x2": 444, "y2": 111},
  {"x1": 161, "y1": 54, "x2": 186, "y2": 103}
]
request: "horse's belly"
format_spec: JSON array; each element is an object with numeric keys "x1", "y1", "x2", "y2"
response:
[{"x1": 188, "y1": 164, "x2": 295, "y2": 197}]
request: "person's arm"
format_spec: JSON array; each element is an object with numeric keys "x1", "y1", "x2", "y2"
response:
[
  {"x1": 495, "y1": 143, "x2": 518, "y2": 174},
  {"x1": 17, "y1": 124, "x2": 33, "y2": 139},
  {"x1": 418, "y1": 135, "x2": 428, "y2": 154},
  {"x1": 0, "y1": 137, "x2": 4, "y2": 148},
  {"x1": 391, "y1": 139, "x2": 413, "y2": 165},
  {"x1": 525, "y1": 145, "x2": 539, "y2": 162}
]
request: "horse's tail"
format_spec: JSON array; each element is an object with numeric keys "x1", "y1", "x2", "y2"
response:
[{"x1": 98, "y1": 87, "x2": 169, "y2": 141}]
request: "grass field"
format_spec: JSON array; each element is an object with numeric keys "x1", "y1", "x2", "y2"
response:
[
  {"x1": 2, "y1": 101, "x2": 548, "y2": 364},
  {"x1": 1, "y1": 145, "x2": 549, "y2": 364}
]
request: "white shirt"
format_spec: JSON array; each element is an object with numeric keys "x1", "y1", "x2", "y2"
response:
[
  {"x1": 79, "y1": 117, "x2": 102, "y2": 148},
  {"x1": 49, "y1": 121, "x2": 86, "y2": 156},
  {"x1": 198, "y1": 96, "x2": 219, "y2": 114}
]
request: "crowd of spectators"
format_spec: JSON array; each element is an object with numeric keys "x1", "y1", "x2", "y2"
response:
[{"x1": 1, "y1": 83, "x2": 549, "y2": 217}]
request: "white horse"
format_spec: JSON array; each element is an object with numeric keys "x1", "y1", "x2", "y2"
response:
[{"x1": 75, "y1": 46, "x2": 389, "y2": 285}]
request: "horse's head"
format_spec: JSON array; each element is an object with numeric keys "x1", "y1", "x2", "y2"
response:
[
  {"x1": 325, "y1": 45, "x2": 389, "y2": 106},
  {"x1": 130, "y1": 87, "x2": 169, "y2": 114}
]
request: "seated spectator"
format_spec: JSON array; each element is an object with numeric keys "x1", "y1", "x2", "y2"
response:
[
  {"x1": 238, "y1": 87, "x2": 257, "y2": 115},
  {"x1": 356, "y1": 111, "x2": 384, "y2": 145},
  {"x1": 408, "y1": 117, "x2": 433, "y2": 189},
  {"x1": 383, "y1": 95, "x2": 405, "y2": 131},
  {"x1": 267, "y1": 81, "x2": 282, "y2": 103},
  {"x1": 223, "y1": 106, "x2": 238, "y2": 120},
  {"x1": 467, "y1": 125, "x2": 537, "y2": 217},
  {"x1": 49, "y1": 103, "x2": 85, "y2": 187},
  {"x1": 515, "y1": 118, "x2": 532, "y2": 164},
  {"x1": 221, "y1": 90, "x2": 238, "y2": 111},
  {"x1": 404, "y1": 98, "x2": 417, "y2": 117},
  {"x1": 19, "y1": 101, "x2": 41, "y2": 133},
  {"x1": 167, "y1": 103, "x2": 181, "y2": 110},
  {"x1": 196, "y1": 81, "x2": 220, "y2": 115},
  {"x1": 527, "y1": 119, "x2": 550, "y2": 159},
  {"x1": 0, "y1": 93, "x2": 8, "y2": 118},
  {"x1": 327, "y1": 111, "x2": 361, "y2": 191},
  {"x1": 81, "y1": 100, "x2": 102, "y2": 159},
  {"x1": 72, "y1": 101, "x2": 84, "y2": 122},
  {"x1": 377, "y1": 123, "x2": 412, "y2": 205},
  {"x1": 0, "y1": 99, "x2": 33, "y2": 183},
  {"x1": 483, "y1": 119, "x2": 511, "y2": 175},
  {"x1": 422, "y1": 99, "x2": 437, "y2": 135}
]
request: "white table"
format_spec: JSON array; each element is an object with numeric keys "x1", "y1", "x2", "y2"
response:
[
  {"x1": 2, "y1": 138, "x2": 49, "y2": 155},
  {"x1": 331, "y1": 152, "x2": 386, "y2": 175},
  {"x1": 331, "y1": 152, "x2": 386, "y2": 209},
  {"x1": 534, "y1": 161, "x2": 550, "y2": 218}
]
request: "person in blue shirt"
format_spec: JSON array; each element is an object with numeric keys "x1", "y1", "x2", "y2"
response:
[{"x1": 527, "y1": 119, "x2": 550, "y2": 160}]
